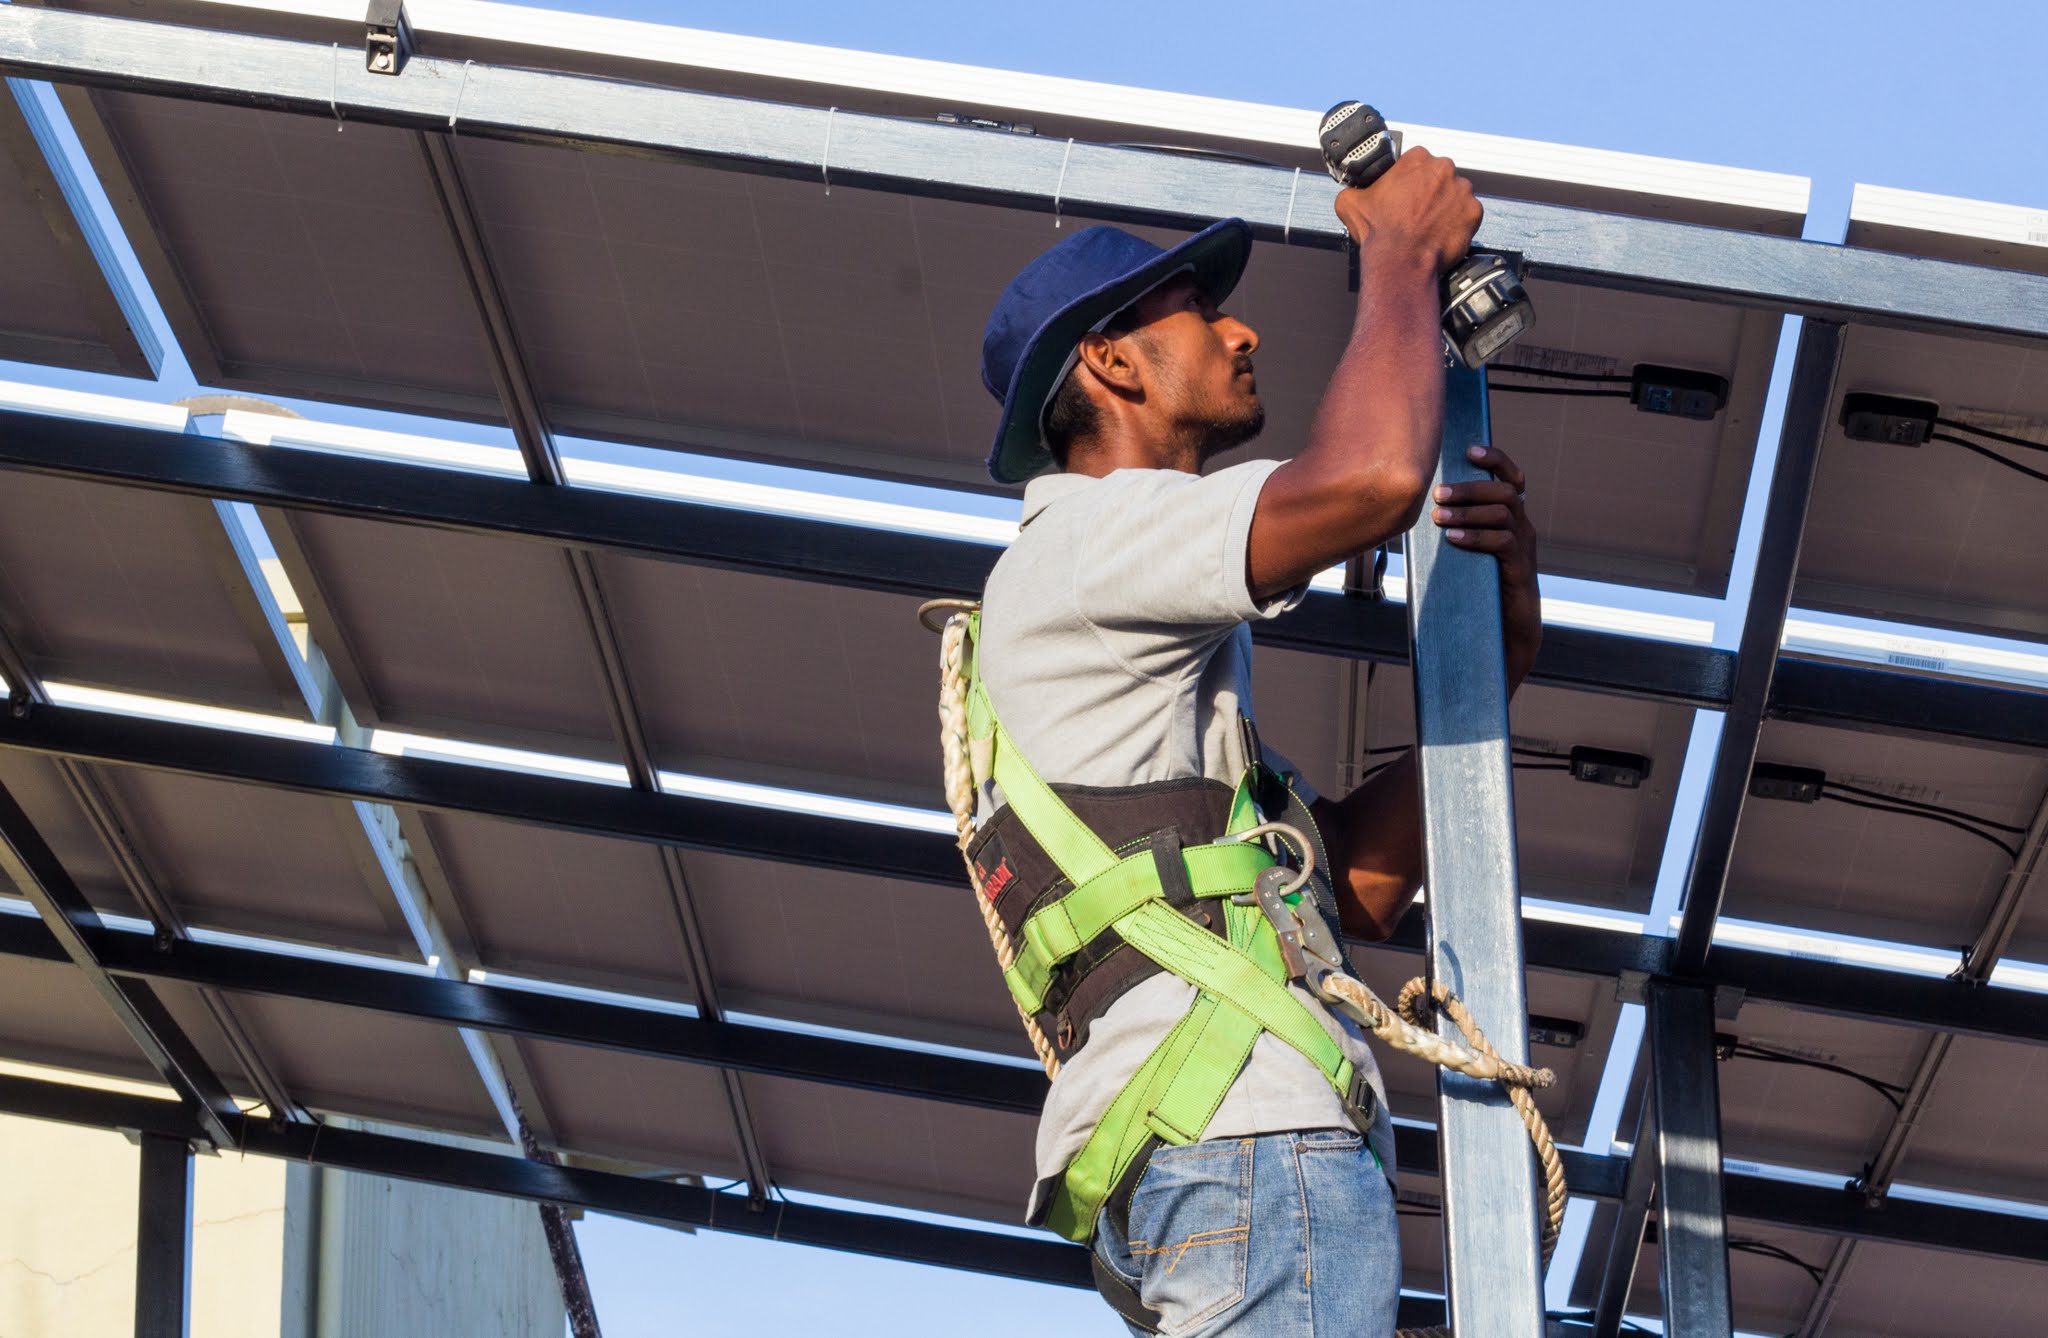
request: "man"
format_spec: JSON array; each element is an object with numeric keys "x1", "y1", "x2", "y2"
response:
[{"x1": 970, "y1": 148, "x2": 1541, "y2": 1335}]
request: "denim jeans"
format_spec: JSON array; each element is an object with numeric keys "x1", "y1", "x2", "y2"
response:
[{"x1": 1092, "y1": 1129, "x2": 1401, "y2": 1336}]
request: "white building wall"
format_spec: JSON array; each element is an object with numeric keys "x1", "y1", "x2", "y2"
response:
[
  {"x1": 1, "y1": 1098, "x2": 562, "y2": 1338},
  {"x1": 282, "y1": 1154, "x2": 563, "y2": 1338},
  {"x1": 0, "y1": 1109, "x2": 286, "y2": 1338}
]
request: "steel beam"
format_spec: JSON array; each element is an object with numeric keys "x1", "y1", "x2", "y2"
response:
[
  {"x1": 1673, "y1": 320, "x2": 1844, "y2": 973},
  {"x1": 0, "y1": 780, "x2": 243, "y2": 1148},
  {"x1": 8, "y1": 1048, "x2": 2048, "y2": 1291},
  {"x1": 134, "y1": 1131, "x2": 193, "y2": 1338},
  {"x1": 0, "y1": 911, "x2": 1050, "y2": 1114},
  {"x1": 1646, "y1": 983, "x2": 1734, "y2": 1336},
  {"x1": 9, "y1": 703, "x2": 2048, "y2": 1050},
  {"x1": 3, "y1": 7, "x2": 2048, "y2": 344},
  {"x1": 424, "y1": 100, "x2": 766, "y2": 1296},
  {"x1": 16, "y1": 406, "x2": 2048, "y2": 742},
  {"x1": 0, "y1": 699, "x2": 965, "y2": 884},
  {"x1": 1409, "y1": 366, "x2": 1544, "y2": 1338},
  {"x1": 0, "y1": 406, "x2": 1735, "y2": 708},
  {"x1": 1792, "y1": 783, "x2": 2048, "y2": 1338},
  {"x1": 1589, "y1": 1094, "x2": 1658, "y2": 1338}
]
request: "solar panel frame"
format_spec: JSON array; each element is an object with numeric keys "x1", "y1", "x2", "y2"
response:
[{"x1": 0, "y1": 5, "x2": 2039, "y2": 1327}]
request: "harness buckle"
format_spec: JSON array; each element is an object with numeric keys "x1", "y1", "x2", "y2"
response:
[
  {"x1": 1342, "y1": 1066, "x2": 1379, "y2": 1135},
  {"x1": 1235, "y1": 863, "x2": 1348, "y2": 989}
]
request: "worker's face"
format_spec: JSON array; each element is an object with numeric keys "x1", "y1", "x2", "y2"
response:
[{"x1": 1123, "y1": 276, "x2": 1263, "y2": 461}]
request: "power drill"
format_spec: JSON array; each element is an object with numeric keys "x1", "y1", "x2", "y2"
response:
[{"x1": 1318, "y1": 101, "x2": 1534, "y2": 367}]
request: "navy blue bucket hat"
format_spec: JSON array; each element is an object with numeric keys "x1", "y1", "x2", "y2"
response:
[{"x1": 980, "y1": 218, "x2": 1253, "y2": 484}]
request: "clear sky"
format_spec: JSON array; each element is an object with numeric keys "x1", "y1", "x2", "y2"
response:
[
  {"x1": 520, "y1": 1, "x2": 2043, "y2": 1334},
  {"x1": 6, "y1": 1, "x2": 2043, "y2": 1334}
]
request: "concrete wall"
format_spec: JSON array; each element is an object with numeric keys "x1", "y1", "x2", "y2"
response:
[
  {"x1": 1, "y1": 1106, "x2": 562, "y2": 1338},
  {"x1": 0, "y1": 1111, "x2": 287, "y2": 1338}
]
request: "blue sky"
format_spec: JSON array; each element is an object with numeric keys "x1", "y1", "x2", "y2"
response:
[{"x1": 5, "y1": 0, "x2": 2044, "y2": 1333}]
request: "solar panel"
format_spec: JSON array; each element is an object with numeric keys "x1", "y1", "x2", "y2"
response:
[
  {"x1": 1797, "y1": 186, "x2": 2048, "y2": 640},
  {"x1": 0, "y1": 82, "x2": 156, "y2": 376},
  {"x1": 0, "y1": 469, "x2": 301, "y2": 713},
  {"x1": 0, "y1": 4, "x2": 2044, "y2": 1332}
]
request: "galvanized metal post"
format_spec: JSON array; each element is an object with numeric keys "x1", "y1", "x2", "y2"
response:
[
  {"x1": 134, "y1": 1132, "x2": 193, "y2": 1338},
  {"x1": 1590, "y1": 1091, "x2": 1658, "y2": 1337},
  {"x1": 1407, "y1": 362, "x2": 1545, "y2": 1338},
  {"x1": 1648, "y1": 982, "x2": 1734, "y2": 1336}
]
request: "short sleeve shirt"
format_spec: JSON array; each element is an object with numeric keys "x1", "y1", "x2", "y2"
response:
[{"x1": 975, "y1": 459, "x2": 1394, "y2": 1216}]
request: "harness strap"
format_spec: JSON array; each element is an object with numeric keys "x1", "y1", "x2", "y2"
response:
[
  {"x1": 1002, "y1": 840, "x2": 1271, "y2": 1014},
  {"x1": 966, "y1": 612, "x2": 1364, "y2": 1244}
]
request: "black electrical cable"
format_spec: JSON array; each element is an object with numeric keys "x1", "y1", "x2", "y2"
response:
[
  {"x1": 1488, "y1": 384, "x2": 1633, "y2": 400},
  {"x1": 1818, "y1": 791, "x2": 2021, "y2": 861},
  {"x1": 1729, "y1": 1239, "x2": 1827, "y2": 1288},
  {"x1": 1513, "y1": 745, "x2": 1572, "y2": 762},
  {"x1": 1933, "y1": 432, "x2": 2048, "y2": 486},
  {"x1": 1935, "y1": 416, "x2": 2048, "y2": 455},
  {"x1": 1724, "y1": 1041, "x2": 1908, "y2": 1111},
  {"x1": 1491, "y1": 365, "x2": 1633, "y2": 384},
  {"x1": 1821, "y1": 779, "x2": 2028, "y2": 835},
  {"x1": 1513, "y1": 762, "x2": 1573, "y2": 774}
]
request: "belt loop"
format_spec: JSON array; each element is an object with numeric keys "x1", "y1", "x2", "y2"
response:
[{"x1": 1147, "y1": 827, "x2": 1194, "y2": 907}]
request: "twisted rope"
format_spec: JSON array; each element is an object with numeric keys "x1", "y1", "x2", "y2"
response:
[
  {"x1": 921, "y1": 601, "x2": 1564, "y2": 1331},
  {"x1": 931, "y1": 603, "x2": 1062, "y2": 1079}
]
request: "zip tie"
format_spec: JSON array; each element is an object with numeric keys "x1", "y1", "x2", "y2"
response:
[
  {"x1": 329, "y1": 43, "x2": 346, "y2": 132},
  {"x1": 448, "y1": 59, "x2": 475, "y2": 129},
  {"x1": 1283, "y1": 167, "x2": 1302, "y2": 243},
  {"x1": 820, "y1": 106, "x2": 836, "y2": 195},
  {"x1": 1052, "y1": 137, "x2": 1075, "y2": 229}
]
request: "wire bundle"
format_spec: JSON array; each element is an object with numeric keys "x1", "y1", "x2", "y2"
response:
[
  {"x1": 1932, "y1": 415, "x2": 2048, "y2": 486},
  {"x1": 1816, "y1": 778, "x2": 2024, "y2": 862},
  {"x1": 1486, "y1": 364, "x2": 1633, "y2": 401}
]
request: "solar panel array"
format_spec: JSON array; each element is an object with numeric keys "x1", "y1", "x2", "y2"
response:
[{"x1": 0, "y1": 3, "x2": 2044, "y2": 1335}]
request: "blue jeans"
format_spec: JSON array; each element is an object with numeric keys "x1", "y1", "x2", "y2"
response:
[{"x1": 1092, "y1": 1129, "x2": 1401, "y2": 1336}]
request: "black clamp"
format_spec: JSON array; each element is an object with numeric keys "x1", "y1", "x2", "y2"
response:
[{"x1": 366, "y1": 0, "x2": 413, "y2": 76}]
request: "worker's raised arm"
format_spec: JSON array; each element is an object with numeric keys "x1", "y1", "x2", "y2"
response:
[{"x1": 1246, "y1": 149, "x2": 1483, "y2": 602}]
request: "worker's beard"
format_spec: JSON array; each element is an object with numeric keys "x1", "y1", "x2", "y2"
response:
[{"x1": 1193, "y1": 396, "x2": 1266, "y2": 462}]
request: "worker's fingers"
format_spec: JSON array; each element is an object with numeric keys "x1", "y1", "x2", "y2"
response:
[
  {"x1": 1432, "y1": 502, "x2": 1517, "y2": 530},
  {"x1": 1442, "y1": 526, "x2": 1517, "y2": 552},
  {"x1": 1433, "y1": 478, "x2": 1523, "y2": 513},
  {"x1": 1465, "y1": 443, "x2": 1527, "y2": 493}
]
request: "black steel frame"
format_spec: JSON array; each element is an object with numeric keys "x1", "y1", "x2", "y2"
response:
[
  {"x1": 8, "y1": 408, "x2": 2048, "y2": 752},
  {"x1": 0, "y1": 6, "x2": 2044, "y2": 1334}
]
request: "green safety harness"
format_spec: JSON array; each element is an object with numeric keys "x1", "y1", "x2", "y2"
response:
[{"x1": 958, "y1": 610, "x2": 1377, "y2": 1250}]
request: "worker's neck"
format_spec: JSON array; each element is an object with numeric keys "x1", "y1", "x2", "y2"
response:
[{"x1": 1066, "y1": 423, "x2": 1203, "y2": 478}]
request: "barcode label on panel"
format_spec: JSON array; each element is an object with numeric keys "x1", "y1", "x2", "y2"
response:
[{"x1": 1886, "y1": 651, "x2": 1946, "y2": 671}]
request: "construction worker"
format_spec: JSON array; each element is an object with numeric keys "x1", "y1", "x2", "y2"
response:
[{"x1": 968, "y1": 147, "x2": 1542, "y2": 1334}]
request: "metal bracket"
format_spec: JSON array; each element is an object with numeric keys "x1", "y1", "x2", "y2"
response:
[
  {"x1": 1616, "y1": 968, "x2": 1651, "y2": 1005},
  {"x1": 365, "y1": 0, "x2": 411, "y2": 76}
]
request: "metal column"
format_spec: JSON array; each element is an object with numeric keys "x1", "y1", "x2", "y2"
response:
[
  {"x1": 1589, "y1": 1094, "x2": 1659, "y2": 1337},
  {"x1": 1407, "y1": 362, "x2": 1544, "y2": 1337},
  {"x1": 1672, "y1": 319, "x2": 1843, "y2": 972},
  {"x1": 1648, "y1": 982, "x2": 1734, "y2": 1336},
  {"x1": 134, "y1": 1132, "x2": 193, "y2": 1338}
]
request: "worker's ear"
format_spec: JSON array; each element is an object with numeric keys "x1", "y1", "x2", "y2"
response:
[{"x1": 1075, "y1": 328, "x2": 1146, "y2": 398}]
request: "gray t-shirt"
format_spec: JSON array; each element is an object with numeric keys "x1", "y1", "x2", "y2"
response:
[{"x1": 976, "y1": 459, "x2": 1394, "y2": 1218}]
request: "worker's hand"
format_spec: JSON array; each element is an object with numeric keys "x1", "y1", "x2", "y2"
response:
[
  {"x1": 1430, "y1": 443, "x2": 1541, "y2": 691},
  {"x1": 1332, "y1": 148, "x2": 1483, "y2": 276}
]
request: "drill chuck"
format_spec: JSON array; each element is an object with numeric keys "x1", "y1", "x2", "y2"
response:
[
  {"x1": 1318, "y1": 99, "x2": 1534, "y2": 367},
  {"x1": 1319, "y1": 101, "x2": 1399, "y2": 189}
]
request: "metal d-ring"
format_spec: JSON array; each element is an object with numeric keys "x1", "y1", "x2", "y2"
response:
[
  {"x1": 917, "y1": 597, "x2": 980, "y2": 635},
  {"x1": 1228, "y1": 821, "x2": 1315, "y2": 900}
]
